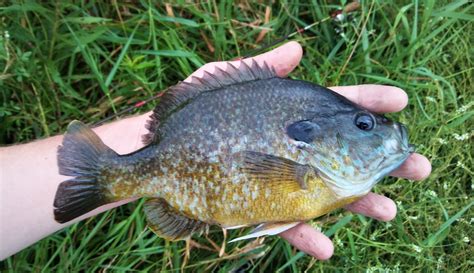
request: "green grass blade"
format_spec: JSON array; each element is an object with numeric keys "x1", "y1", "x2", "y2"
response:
[{"x1": 423, "y1": 201, "x2": 473, "y2": 247}]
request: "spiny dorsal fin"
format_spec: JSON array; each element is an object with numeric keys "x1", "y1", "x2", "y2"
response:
[
  {"x1": 144, "y1": 198, "x2": 207, "y2": 241},
  {"x1": 143, "y1": 60, "x2": 277, "y2": 145}
]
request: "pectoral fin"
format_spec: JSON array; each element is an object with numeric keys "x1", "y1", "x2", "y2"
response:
[
  {"x1": 238, "y1": 151, "x2": 315, "y2": 193},
  {"x1": 228, "y1": 222, "x2": 300, "y2": 243},
  {"x1": 144, "y1": 198, "x2": 207, "y2": 241}
]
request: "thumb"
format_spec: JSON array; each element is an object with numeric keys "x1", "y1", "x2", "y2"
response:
[
  {"x1": 243, "y1": 41, "x2": 303, "y2": 77},
  {"x1": 187, "y1": 41, "x2": 303, "y2": 81}
]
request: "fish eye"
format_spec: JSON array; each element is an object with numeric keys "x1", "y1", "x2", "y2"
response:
[{"x1": 354, "y1": 113, "x2": 375, "y2": 131}]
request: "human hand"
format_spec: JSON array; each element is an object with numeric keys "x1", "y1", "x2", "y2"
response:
[
  {"x1": 100, "y1": 41, "x2": 431, "y2": 260},
  {"x1": 188, "y1": 41, "x2": 431, "y2": 260},
  {"x1": 0, "y1": 41, "x2": 429, "y2": 261}
]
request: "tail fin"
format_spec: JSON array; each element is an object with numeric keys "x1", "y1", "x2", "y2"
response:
[{"x1": 54, "y1": 120, "x2": 117, "y2": 223}]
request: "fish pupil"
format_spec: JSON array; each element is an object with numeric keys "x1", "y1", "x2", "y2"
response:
[{"x1": 355, "y1": 113, "x2": 375, "y2": 131}]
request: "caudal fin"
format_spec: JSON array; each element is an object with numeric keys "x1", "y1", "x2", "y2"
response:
[{"x1": 54, "y1": 120, "x2": 117, "y2": 223}]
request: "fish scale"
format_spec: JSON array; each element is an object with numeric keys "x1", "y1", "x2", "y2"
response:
[{"x1": 53, "y1": 60, "x2": 413, "y2": 241}]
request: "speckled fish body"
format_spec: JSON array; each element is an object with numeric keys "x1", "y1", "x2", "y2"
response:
[
  {"x1": 106, "y1": 78, "x2": 355, "y2": 226},
  {"x1": 54, "y1": 61, "x2": 413, "y2": 240}
]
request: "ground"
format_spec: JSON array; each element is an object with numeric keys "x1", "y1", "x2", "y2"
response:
[{"x1": 1, "y1": 1, "x2": 473, "y2": 272}]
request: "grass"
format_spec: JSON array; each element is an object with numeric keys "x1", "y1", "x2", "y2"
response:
[{"x1": 1, "y1": 0, "x2": 473, "y2": 271}]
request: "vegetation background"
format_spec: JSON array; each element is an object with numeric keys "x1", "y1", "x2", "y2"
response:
[{"x1": 1, "y1": 0, "x2": 472, "y2": 272}]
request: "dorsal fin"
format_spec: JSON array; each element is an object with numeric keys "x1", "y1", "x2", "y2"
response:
[{"x1": 143, "y1": 60, "x2": 277, "y2": 145}]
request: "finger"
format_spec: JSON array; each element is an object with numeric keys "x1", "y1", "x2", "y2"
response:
[
  {"x1": 187, "y1": 41, "x2": 303, "y2": 81},
  {"x1": 345, "y1": 192, "x2": 397, "y2": 221},
  {"x1": 247, "y1": 41, "x2": 303, "y2": 77},
  {"x1": 390, "y1": 153, "x2": 431, "y2": 180},
  {"x1": 329, "y1": 84, "x2": 408, "y2": 113},
  {"x1": 279, "y1": 223, "x2": 334, "y2": 260}
]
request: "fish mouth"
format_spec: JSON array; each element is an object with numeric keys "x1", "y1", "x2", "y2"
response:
[{"x1": 398, "y1": 123, "x2": 416, "y2": 153}]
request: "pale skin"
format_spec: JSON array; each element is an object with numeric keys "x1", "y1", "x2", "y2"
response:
[{"x1": 0, "y1": 41, "x2": 431, "y2": 261}]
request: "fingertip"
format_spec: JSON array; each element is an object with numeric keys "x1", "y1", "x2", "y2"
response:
[
  {"x1": 279, "y1": 223, "x2": 334, "y2": 260},
  {"x1": 187, "y1": 42, "x2": 303, "y2": 82},
  {"x1": 274, "y1": 41, "x2": 303, "y2": 58},
  {"x1": 363, "y1": 85, "x2": 408, "y2": 113},
  {"x1": 276, "y1": 41, "x2": 303, "y2": 77},
  {"x1": 345, "y1": 193, "x2": 397, "y2": 222},
  {"x1": 387, "y1": 86, "x2": 408, "y2": 112},
  {"x1": 285, "y1": 41, "x2": 303, "y2": 52},
  {"x1": 316, "y1": 237, "x2": 334, "y2": 260},
  {"x1": 400, "y1": 88, "x2": 409, "y2": 109},
  {"x1": 330, "y1": 85, "x2": 409, "y2": 113},
  {"x1": 304, "y1": 229, "x2": 334, "y2": 260},
  {"x1": 390, "y1": 153, "x2": 432, "y2": 180},
  {"x1": 412, "y1": 153, "x2": 432, "y2": 180},
  {"x1": 251, "y1": 41, "x2": 303, "y2": 77},
  {"x1": 378, "y1": 198, "x2": 397, "y2": 222},
  {"x1": 281, "y1": 41, "x2": 303, "y2": 64}
]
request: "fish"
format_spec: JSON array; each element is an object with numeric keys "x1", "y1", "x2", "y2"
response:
[{"x1": 53, "y1": 60, "x2": 414, "y2": 242}]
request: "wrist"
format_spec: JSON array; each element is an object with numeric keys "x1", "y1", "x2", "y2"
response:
[
  {"x1": 94, "y1": 112, "x2": 151, "y2": 154},
  {"x1": 0, "y1": 112, "x2": 151, "y2": 260}
]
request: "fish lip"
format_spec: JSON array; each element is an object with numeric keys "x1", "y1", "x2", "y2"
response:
[{"x1": 398, "y1": 123, "x2": 415, "y2": 153}]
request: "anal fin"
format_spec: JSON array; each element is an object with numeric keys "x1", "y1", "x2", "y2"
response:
[
  {"x1": 223, "y1": 224, "x2": 249, "y2": 230},
  {"x1": 144, "y1": 198, "x2": 206, "y2": 241},
  {"x1": 228, "y1": 222, "x2": 300, "y2": 243}
]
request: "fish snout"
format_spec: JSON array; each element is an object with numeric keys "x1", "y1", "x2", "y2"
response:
[{"x1": 394, "y1": 122, "x2": 415, "y2": 153}]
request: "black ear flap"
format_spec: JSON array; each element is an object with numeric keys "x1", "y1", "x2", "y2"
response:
[{"x1": 286, "y1": 120, "x2": 319, "y2": 143}]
